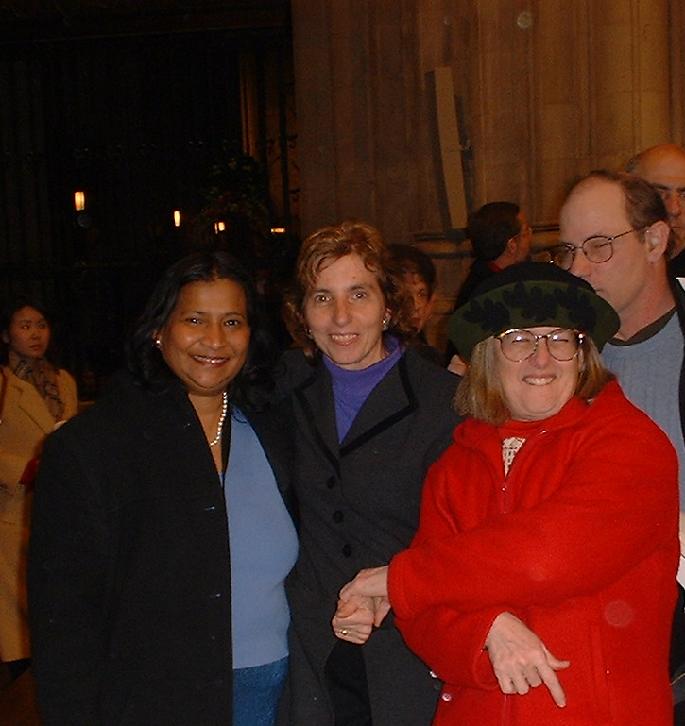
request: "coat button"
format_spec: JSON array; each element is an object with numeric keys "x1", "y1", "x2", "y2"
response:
[
  {"x1": 342, "y1": 544, "x2": 352, "y2": 557},
  {"x1": 332, "y1": 510, "x2": 344, "y2": 523},
  {"x1": 441, "y1": 692, "x2": 452, "y2": 702}
]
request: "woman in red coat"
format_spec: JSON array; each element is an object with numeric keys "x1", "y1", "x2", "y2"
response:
[{"x1": 335, "y1": 262, "x2": 679, "y2": 725}]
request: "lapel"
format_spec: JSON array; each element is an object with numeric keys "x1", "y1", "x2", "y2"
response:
[
  {"x1": 340, "y1": 353, "x2": 416, "y2": 457},
  {"x1": 294, "y1": 363, "x2": 340, "y2": 475},
  {"x1": 6, "y1": 369, "x2": 56, "y2": 434},
  {"x1": 139, "y1": 379, "x2": 221, "y2": 498},
  {"x1": 295, "y1": 353, "x2": 419, "y2": 469}
]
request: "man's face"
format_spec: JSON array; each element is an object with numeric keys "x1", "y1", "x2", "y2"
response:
[
  {"x1": 635, "y1": 145, "x2": 685, "y2": 252},
  {"x1": 513, "y1": 211, "x2": 533, "y2": 262},
  {"x1": 559, "y1": 179, "x2": 655, "y2": 332}
]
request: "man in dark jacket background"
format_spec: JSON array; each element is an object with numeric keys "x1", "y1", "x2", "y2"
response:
[{"x1": 453, "y1": 201, "x2": 532, "y2": 309}]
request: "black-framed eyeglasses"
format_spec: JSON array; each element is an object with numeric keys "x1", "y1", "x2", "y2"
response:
[
  {"x1": 548, "y1": 227, "x2": 645, "y2": 271},
  {"x1": 495, "y1": 328, "x2": 585, "y2": 362}
]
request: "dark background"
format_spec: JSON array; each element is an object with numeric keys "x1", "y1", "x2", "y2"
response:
[{"x1": 0, "y1": 1, "x2": 296, "y2": 396}]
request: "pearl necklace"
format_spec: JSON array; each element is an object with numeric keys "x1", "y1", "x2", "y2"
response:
[{"x1": 209, "y1": 391, "x2": 229, "y2": 448}]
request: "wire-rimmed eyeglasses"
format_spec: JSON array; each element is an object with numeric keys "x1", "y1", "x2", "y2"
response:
[
  {"x1": 495, "y1": 328, "x2": 585, "y2": 362},
  {"x1": 548, "y1": 227, "x2": 645, "y2": 271}
]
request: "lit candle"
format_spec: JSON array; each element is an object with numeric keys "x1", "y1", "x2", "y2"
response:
[{"x1": 74, "y1": 191, "x2": 85, "y2": 211}]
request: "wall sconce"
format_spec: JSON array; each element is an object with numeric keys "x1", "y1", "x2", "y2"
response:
[
  {"x1": 74, "y1": 191, "x2": 86, "y2": 211},
  {"x1": 214, "y1": 221, "x2": 226, "y2": 234},
  {"x1": 173, "y1": 210, "x2": 181, "y2": 227}
]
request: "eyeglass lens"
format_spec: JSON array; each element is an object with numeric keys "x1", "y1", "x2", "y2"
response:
[
  {"x1": 499, "y1": 329, "x2": 579, "y2": 362},
  {"x1": 551, "y1": 237, "x2": 613, "y2": 270}
]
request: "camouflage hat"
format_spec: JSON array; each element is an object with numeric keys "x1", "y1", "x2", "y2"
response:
[{"x1": 449, "y1": 261, "x2": 620, "y2": 360}]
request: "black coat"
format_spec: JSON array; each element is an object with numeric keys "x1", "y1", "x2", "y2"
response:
[
  {"x1": 454, "y1": 258, "x2": 497, "y2": 310},
  {"x1": 277, "y1": 347, "x2": 460, "y2": 726},
  {"x1": 28, "y1": 374, "x2": 293, "y2": 726}
]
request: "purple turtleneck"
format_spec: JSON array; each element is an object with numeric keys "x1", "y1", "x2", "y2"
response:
[{"x1": 323, "y1": 335, "x2": 403, "y2": 442}]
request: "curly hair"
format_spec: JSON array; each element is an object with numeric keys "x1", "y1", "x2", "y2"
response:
[
  {"x1": 127, "y1": 250, "x2": 276, "y2": 410},
  {"x1": 283, "y1": 220, "x2": 416, "y2": 358}
]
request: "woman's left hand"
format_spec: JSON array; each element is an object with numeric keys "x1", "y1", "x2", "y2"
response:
[
  {"x1": 339, "y1": 566, "x2": 389, "y2": 602},
  {"x1": 332, "y1": 595, "x2": 376, "y2": 644},
  {"x1": 485, "y1": 612, "x2": 570, "y2": 707}
]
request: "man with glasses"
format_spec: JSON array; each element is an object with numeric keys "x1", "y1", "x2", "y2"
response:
[
  {"x1": 556, "y1": 169, "x2": 685, "y2": 717},
  {"x1": 626, "y1": 143, "x2": 685, "y2": 276}
]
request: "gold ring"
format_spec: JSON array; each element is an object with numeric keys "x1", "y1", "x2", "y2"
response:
[{"x1": 340, "y1": 629, "x2": 348, "y2": 636}]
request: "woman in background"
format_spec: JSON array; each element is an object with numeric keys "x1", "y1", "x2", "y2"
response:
[
  {"x1": 279, "y1": 221, "x2": 460, "y2": 725},
  {"x1": 387, "y1": 244, "x2": 443, "y2": 366},
  {"x1": 29, "y1": 251, "x2": 296, "y2": 725},
  {"x1": 0, "y1": 297, "x2": 77, "y2": 680}
]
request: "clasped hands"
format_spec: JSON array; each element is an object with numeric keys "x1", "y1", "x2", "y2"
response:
[
  {"x1": 332, "y1": 568, "x2": 570, "y2": 708},
  {"x1": 332, "y1": 566, "x2": 390, "y2": 645}
]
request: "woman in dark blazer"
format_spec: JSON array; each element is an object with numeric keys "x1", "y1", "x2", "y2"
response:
[
  {"x1": 279, "y1": 221, "x2": 460, "y2": 726},
  {"x1": 28, "y1": 251, "x2": 296, "y2": 726}
]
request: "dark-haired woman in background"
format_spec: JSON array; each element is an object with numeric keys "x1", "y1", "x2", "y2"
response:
[
  {"x1": 28, "y1": 251, "x2": 296, "y2": 726},
  {"x1": 0, "y1": 297, "x2": 77, "y2": 681}
]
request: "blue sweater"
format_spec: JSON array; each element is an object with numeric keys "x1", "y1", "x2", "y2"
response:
[{"x1": 225, "y1": 407, "x2": 298, "y2": 668}]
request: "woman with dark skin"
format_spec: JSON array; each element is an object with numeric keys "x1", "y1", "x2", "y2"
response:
[{"x1": 28, "y1": 251, "x2": 296, "y2": 726}]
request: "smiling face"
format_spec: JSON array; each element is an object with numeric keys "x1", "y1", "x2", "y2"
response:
[
  {"x1": 156, "y1": 278, "x2": 250, "y2": 400},
  {"x1": 495, "y1": 326, "x2": 580, "y2": 421},
  {"x1": 304, "y1": 253, "x2": 390, "y2": 370},
  {"x1": 3, "y1": 306, "x2": 51, "y2": 360}
]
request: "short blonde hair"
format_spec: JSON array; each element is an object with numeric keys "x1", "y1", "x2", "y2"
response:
[
  {"x1": 283, "y1": 220, "x2": 415, "y2": 358},
  {"x1": 454, "y1": 334, "x2": 614, "y2": 425}
]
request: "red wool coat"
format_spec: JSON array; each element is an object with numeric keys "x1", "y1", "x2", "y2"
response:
[{"x1": 388, "y1": 381, "x2": 679, "y2": 725}]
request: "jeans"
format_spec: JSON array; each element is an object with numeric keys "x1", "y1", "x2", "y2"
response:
[{"x1": 233, "y1": 656, "x2": 288, "y2": 726}]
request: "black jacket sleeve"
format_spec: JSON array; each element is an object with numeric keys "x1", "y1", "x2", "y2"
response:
[{"x1": 28, "y1": 429, "x2": 112, "y2": 725}]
